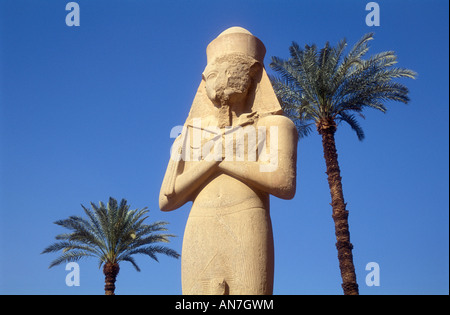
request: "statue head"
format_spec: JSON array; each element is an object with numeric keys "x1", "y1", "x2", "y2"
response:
[
  {"x1": 203, "y1": 27, "x2": 266, "y2": 108},
  {"x1": 184, "y1": 27, "x2": 283, "y2": 126},
  {"x1": 203, "y1": 53, "x2": 261, "y2": 107}
]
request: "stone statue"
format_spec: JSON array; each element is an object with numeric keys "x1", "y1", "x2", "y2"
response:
[{"x1": 159, "y1": 27, "x2": 297, "y2": 295}]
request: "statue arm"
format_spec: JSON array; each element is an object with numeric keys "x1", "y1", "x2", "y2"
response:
[
  {"x1": 159, "y1": 142, "x2": 220, "y2": 211},
  {"x1": 218, "y1": 116, "x2": 298, "y2": 200}
]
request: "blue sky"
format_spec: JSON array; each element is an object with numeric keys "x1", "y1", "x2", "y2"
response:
[{"x1": 0, "y1": 0, "x2": 448, "y2": 295}]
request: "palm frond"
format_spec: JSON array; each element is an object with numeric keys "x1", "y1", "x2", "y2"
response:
[
  {"x1": 48, "y1": 250, "x2": 94, "y2": 269},
  {"x1": 125, "y1": 246, "x2": 181, "y2": 263},
  {"x1": 43, "y1": 197, "x2": 180, "y2": 272},
  {"x1": 120, "y1": 255, "x2": 141, "y2": 272},
  {"x1": 270, "y1": 33, "x2": 415, "y2": 140},
  {"x1": 347, "y1": 32, "x2": 374, "y2": 60},
  {"x1": 337, "y1": 112, "x2": 365, "y2": 141}
]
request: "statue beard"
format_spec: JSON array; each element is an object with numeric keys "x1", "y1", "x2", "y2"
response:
[
  {"x1": 215, "y1": 89, "x2": 245, "y2": 128},
  {"x1": 213, "y1": 79, "x2": 251, "y2": 128}
]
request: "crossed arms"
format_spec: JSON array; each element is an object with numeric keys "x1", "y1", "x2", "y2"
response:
[{"x1": 159, "y1": 115, "x2": 297, "y2": 211}]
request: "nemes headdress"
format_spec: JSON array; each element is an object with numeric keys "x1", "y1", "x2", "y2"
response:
[{"x1": 185, "y1": 27, "x2": 283, "y2": 125}]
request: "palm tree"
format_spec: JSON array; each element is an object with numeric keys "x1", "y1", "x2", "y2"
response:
[
  {"x1": 269, "y1": 33, "x2": 416, "y2": 295},
  {"x1": 42, "y1": 197, "x2": 180, "y2": 295}
]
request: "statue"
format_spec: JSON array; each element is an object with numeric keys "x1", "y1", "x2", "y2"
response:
[{"x1": 159, "y1": 27, "x2": 297, "y2": 295}]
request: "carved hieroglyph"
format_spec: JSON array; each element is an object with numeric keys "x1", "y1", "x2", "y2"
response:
[{"x1": 159, "y1": 27, "x2": 297, "y2": 295}]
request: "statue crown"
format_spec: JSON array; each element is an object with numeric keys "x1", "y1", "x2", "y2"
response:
[{"x1": 206, "y1": 27, "x2": 266, "y2": 64}]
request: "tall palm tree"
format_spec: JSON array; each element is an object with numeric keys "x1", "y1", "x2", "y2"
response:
[
  {"x1": 269, "y1": 33, "x2": 416, "y2": 295},
  {"x1": 42, "y1": 197, "x2": 180, "y2": 295}
]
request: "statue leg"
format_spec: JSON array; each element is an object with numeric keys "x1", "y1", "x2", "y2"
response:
[{"x1": 181, "y1": 207, "x2": 274, "y2": 295}]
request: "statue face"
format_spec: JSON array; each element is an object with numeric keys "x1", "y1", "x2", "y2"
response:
[{"x1": 203, "y1": 59, "x2": 253, "y2": 107}]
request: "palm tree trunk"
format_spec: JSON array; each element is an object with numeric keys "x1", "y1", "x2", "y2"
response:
[
  {"x1": 318, "y1": 120, "x2": 359, "y2": 295},
  {"x1": 103, "y1": 262, "x2": 120, "y2": 295}
]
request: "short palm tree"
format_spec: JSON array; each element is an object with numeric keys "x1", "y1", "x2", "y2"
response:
[
  {"x1": 42, "y1": 197, "x2": 180, "y2": 295},
  {"x1": 270, "y1": 33, "x2": 416, "y2": 295}
]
